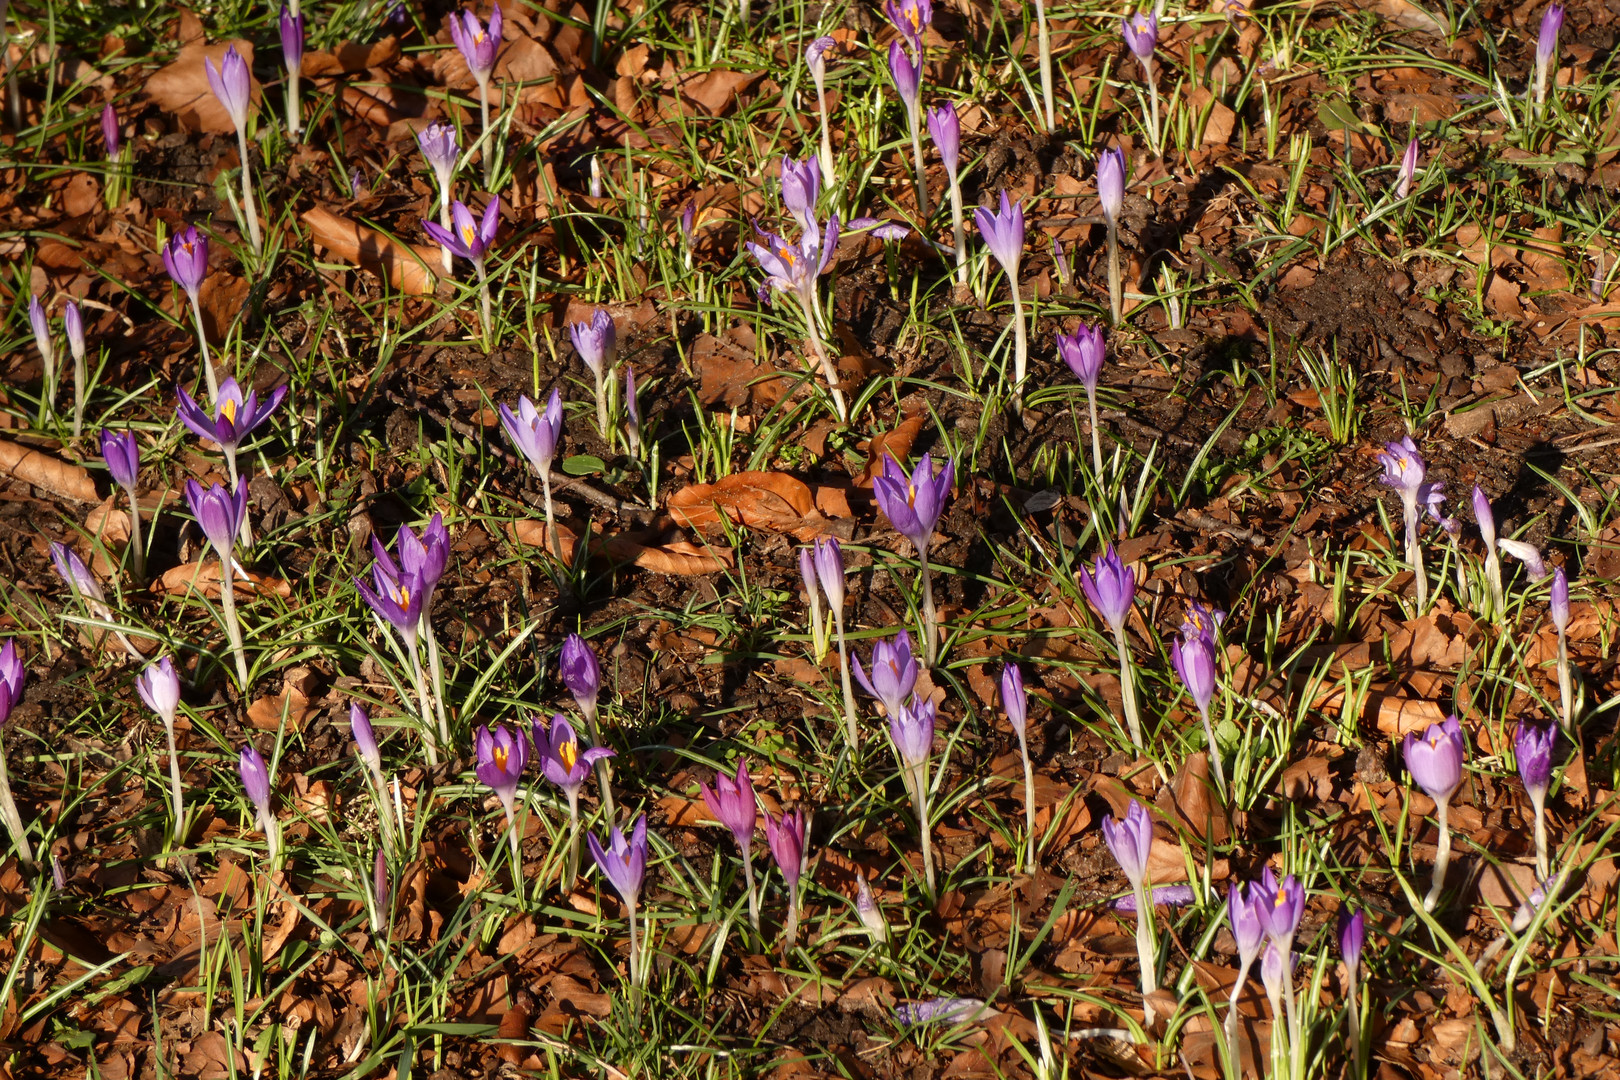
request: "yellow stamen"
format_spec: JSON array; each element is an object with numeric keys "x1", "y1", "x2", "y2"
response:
[
  {"x1": 907, "y1": 7, "x2": 920, "y2": 30},
  {"x1": 221, "y1": 399, "x2": 238, "y2": 424},
  {"x1": 462, "y1": 225, "x2": 477, "y2": 246},
  {"x1": 493, "y1": 745, "x2": 508, "y2": 769},
  {"x1": 559, "y1": 739, "x2": 577, "y2": 771},
  {"x1": 1274, "y1": 888, "x2": 1288, "y2": 908}
]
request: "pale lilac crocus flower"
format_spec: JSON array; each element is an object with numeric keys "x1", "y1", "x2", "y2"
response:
[
  {"x1": 812, "y1": 537, "x2": 859, "y2": 745},
  {"x1": 50, "y1": 541, "x2": 142, "y2": 660},
  {"x1": 927, "y1": 104, "x2": 967, "y2": 283},
  {"x1": 205, "y1": 46, "x2": 262, "y2": 253},
  {"x1": 1170, "y1": 631, "x2": 1223, "y2": 791},
  {"x1": 1001, "y1": 662, "x2": 1037, "y2": 870},
  {"x1": 136, "y1": 656, "x2": 186, "y2": 842},
  {"x1": 588, "y1": 815, "x2": 650, "y2": 984},
  {"x1": 1377, "y1": 435, "x2": 1429, "y2": 610},
  {"x1": 1224, "y1": 881, "x2": 1267, "y2": 1067},
  {"x1": 871, "y1": 452, "x2": 955, "y2": 666},
  {"x1": 239, "y1": 744, "x2": 280, "y2": 864},
  {"x1": 1057, "y1": 322, "x2": 1106, "y2": 475},
  {"x1": 571, "y1": 308, "x2": 617, "y2": 437},
  {"x1": 1551, "y1": 567, "x2": 1573, "y2": 733},
  {"x1": 746, "y1": 211, "x2": 845, "y2": 420},
  {"x1": 1473, "y1": 485, "x2": 1504, "y2": 616},
  {"x1": 422, "y1": 196, "x2": 501, "y2": 344},
  {"x1": 1395, "y1": 138, "x2": 1419, "y2": 199},
  {"x1": 101, "y1": 428, "x2": 145, "y2": 580},
  {"x1": 0, "y1": 641, "x2": 33, "y2": 868},
  {"x1": 1515, "y1": 719, "x2": 1556, "y2": 879},
  {"x1": 1102, "y1": 799, "x2": 1159, "y2": 1016},
  {"x1": 27, "y1": 295, "x2": 55, "y2": 423},
  {"x1": 535, "y1": 714, "x2": 614, "y2": 893},
  {"x1": 1079, "y1": 545, "x2": 1143, "y2": 749},
  {"x1": 280, "y1": 5, "x2": 305, "y2": 139},
  {"x1": 975, "y1": 191, "x2": 1028, "y2": 395},
  {"x1": 852, "y1": 630, "x2": 919, "y2": 720},
  {"x1": 1096, "y1": 146, "x2": 1126, "y2": 324},
  {"x1": 886, "y1": 40, "x2": 928, "y2": 221},
  {"x1": 1121, "y1": 10, "x2": 1160, "y2": 153},
  {"x1": 418, "y1": 123, "x2": 460, "y2": 273},
  {"x1": 161, "y1": 226, "x2": 218, "y2": 401},
  {"x1": 448, "y1": 4, "x2": 502, "y2": 182},
  {"x1": 765, "y1": 807, "x2": 807, "y2": 948},
  {"x1": 1403, "y1": 714, "x2": 1466, "y2": 911},
  {"x1": 891, "y1": 695, "x2": 937, "y2": 897},
  {"x1": 499, "y1": 388, "x2": 565, "y2": 558},
  {"x1": 64, "y1": 301, "x2": 87, "y2": 437}
]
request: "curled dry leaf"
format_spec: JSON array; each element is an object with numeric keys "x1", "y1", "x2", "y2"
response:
[
  {"x1": 667, "y1": 471, "x2": 837, "y2": 541},
  {"x1": 507, "y1": 520, "x2": 733, "y2": 575},
  {"x1": 143, "y1": 41, "x2": 262, "y2": 134},
  {"x1": 154, "y1": 561, "x2": 293, "y2": 599},
  {"x1": 0, "y1": 439, "x2": 99, "y2": 503},
  {"x1": 302, "y1": 206, "x2": 437, "y2": 295},
  {"x1": 246, "y1": 666, "x2": 319, "y2": 731},
  {"x1": 856, "y1": 415, "x2": 926, "y2": 487},
  {"x1": 84, "y1": 496, "x2": 132, "y2": 578}
]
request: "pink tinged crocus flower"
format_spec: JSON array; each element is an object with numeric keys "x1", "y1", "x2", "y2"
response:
[
  {"x1": 1551, "y1": 565, "x2": 1574, "y2": 734},
  {"x1": 1103, "y1": 799, "x2": 1159, "y2": 1006},
  {"x1": 239, "y1": 743, "x2": 281, "y2": 863},
  {"x1": 138, "y1": 656, "x2": 187, "y2": 839},
  {"x1": 204, "y1": 46, "x2": 253, "y2": 136},
  {"x1": 418, "y1": 123, "x2": 459, "y2": 193},
  {"x1": 1396, "y1": 138, "x2": 1419, "y2": 199},
  {"x1": 1534, "y1": 4, "x2": 1564, "y2": 109},
  {"x1": 0, "y1": 640, "x2": 26, "y2": 726},
  {"x1": 101, "y1": 104, "x2": 120, "y2": 157},
  {"x1": 765, "y1": 806, "x2": 807, "y2": 946},
  {"x1": 1516, "y1": 719, "x2": 1556, "y2": 878},
  {"x1": 63, "y1": 302, "x2": 84, "y2": 367},
  {"x1": 701, "y1": 758, "x2": 762, "y2": 930},
  {"x1": 780, "y1": 156, "x2": 821, "y2": 237},
  {"x1": 799, "y1": 546, "x2": 825, "y2": 656},
  {"x1": 27, "y1": 294, "x2": 52, "y2": 375},
  {"x1": 1403, "y1": 715, "x2": 1466, "y2": 911},
  {"x1": 852, "y1": 630, "x2": 918, "y2": 720},
  {"x1": 588, "y1": 814, "x2": 651, "y2": 984},
  {"x1": 1097, "y1": 147, "x2": 1126, "y2": 227},
  {"x1": 872, "y1": 452, "x2": 954, "y2": 666},
  {"x1": 976, "y1": 192, "x2": 1030, "y2": 390}
]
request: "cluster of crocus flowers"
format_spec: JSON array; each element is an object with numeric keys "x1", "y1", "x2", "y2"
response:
[
  {"x1": 557, "y1": 633, "x2": 614, "y2": 814},
  {"x1": 177, "y1": 378, "x2": 288, "y2": 539},
  {"x1": 1224, "y1": 867, "x2": 1305, "y2": 1070},
  {"x1": 890, "y1": 696, "x2": 938, "y2": 897},
  {"x1": 354, "y1": 516, "x2": 451, "y2": 761},
  {"x1": 1080, "y1": 545, "x2": 1143, "y2": 749},
  {"x1": 422, "y1": 196, "x2": 500, "y2": 345},
  {"x1": 1533, "y1": 4, "x2": 1564, "y2": 116},
  {"x1": 1102, "y1": 800, "x2": 1159, "y2": 1018},
  {"x1": 1377, "y1": 436, "x2": 1431, "y2": 611},
  {"x1": 238, "y1": 744, "x2": 281, "y2": 865},
  {"x1": 1403, "y1": 714, "x2": 1466, "y2": 911},
  {"x1": 448, "y1": 4, "x2": 502, "y2": 185},
  {"x1": 499, "y1": 387, "x2": 565, "y2": 559},
  {"x1": 927, "y1": 105, "x2": 966, "y2": 284},
  {"x1": 0, "y1": 641, "x2": 34, "y2": 868},
  {"x1": 974, "y1": 192, "x2": 1028, "y2": 399},
  {"x1": 1120, "y1": 10, "x2": 1160, "y2": 154},
  {"x1": 280, "y1": 5, "x2": 304, "y2": 140},
  {"x1": 136, "y1": 657, "x2": 186, "y2": 844},
  {"x1": 161, "y1": 225, "x2": 217, "y2": 400},
  {"x1": 27, "y1": 295, "x2": 56, "y2": 426},
  {"x1": 1057, "y1": 322, "x2": 1107, "y2": 477},
  {"x1": 871, "y1": 452, "x2": 954, "y2": 666},
  {"x1": 204, "y1": 45, "x2": 263, "y2": 255}
]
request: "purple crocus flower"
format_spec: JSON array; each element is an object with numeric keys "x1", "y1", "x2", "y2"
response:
[
  {"x1": 136, "y1": 656, "x2": 181, "y2": 723},
  {"x1": 1377, "y1": 436, "x2": 1426, "y2": 502},
  {"x1": 101, "y1": 104, "x2": 120, "y2": 157},
  {"x1": 871, "y1": 452, "x2": 954, "y2": 555},
  {"x1": 805, "y1": 35, "x2": 836, "y2": 80},
  {"x1": 679, "y1": 203, "x2": 696, "y2": 249},
  {"x1": 162, "y1": 226, "x2": 210, "y2": 300},
  {"x1": 1057, "y1": 324, "x2": 1105, "y2": 391},
  {"x1": 499, "y1": 388, "x2": 564, "y2": 477},
  {"x1": 1515, "y1": 720, "x2": 1555, "y2": 803},
  {"x1": 1097, "y1": 147, "x2": 1126, "y2": 227},
  {"x1": 974, "y1": 191, "x2": 1025, "y2": 275},
  {"x1": 27, "y1": 295, "x2": 51, "y2": 369},
  {"x1": 64, "y1": 302, "x2": 84, "y2": 366},
  {"x1": 852, "y1": 631, "x2": 919, "y2": 718},
  {"x1": 1171, "y1": 633, "x2": 1219, "y2": 725},
  {"x1": 1180, "y1": 602, "x2": 1225, "y2": 646},
  {"x1": 887, "y1": 39, "x2": 921, "y2": 111},
  {"x1": 1395, "y1": 138, "x2": 1419, "y2": 199},
  {"x1": 370, "y1": 514, "x2": 449, "y2": 618},
  {"x1": 536, "y1": 714, "x2": 614, "y2": 796},
  {"x1": 1000, "y1": 662, "x2": 1027, "y2": 737},
  {"x1": 570, "y1": 309, "x2": 616, "y2": 381},
  {"x1": 764, "y1": 807, "x2": 805, "y2": 890},
  {"x1": 279, "y1": 6, "x2": 304, "y2": 72},
  {"x1": 873, "y1": 223, "x2": 911, "y2": 241},
  {"x1": 176, "y1": 378, "x2": 288, "y2": 455},
  {"x1": 204, "y1": 46, "x2": 253, "y2": 135},
  {"x1": 1080, "y1": 545, "x2": 1136, "y2": 632},
  {"x1": 49, "y1": 542, "x2": 104, "y2": 601},
  {"x1": 884, "y1": 0, "x2": 932, "y2": 48},
  {"x1": 1404, "y1": 715, "x2": 1465, "y2": 801},
  {"x1": 890, "y1": 696, "x2": 935, "y2": 768},
  {"x1": 812, "y1": 537, "x2": 844, "y2": 612},
  {"x1": 746, "y1": 216, "x2": 841, "y2": 311},
  {"x1": 700, "y1": 759, "x2": 758, "y2": 853},
  {"x1": 780, "y1": 156, "x2": 821, "y2": 236},
  {"x1": 1112, "y1": 883, "x2": 1197, "y2": 911},
  {"x1": 474, "y1": 722, "x2": 529, "y2": 808},
  {"x1": 1101, "y1": 799, "x2": 1154, "y2": 890},
  {"x1": 449, "y1": 4, "x2": 503, "y2": 85},
  {"x1": 418, "y1": 123, "x2": 459, "y2": 192},
  {"x1": 588, "y1": 814, "x2": 649, "y2": 907},
  {"x1": 1338, "y1": 904, "x2": 1365, "y2": 975},
  {"x1": 927, "y1": 105, "x2": 960, "y2": 178},
  {"x1": 239, "y1": 744, "x2": 272, "y2": 816},
  {"x1": 559, "y1": 633, "x2": 602, "y2": 722},
  {"x1": 1537, "y1": 4, "x2": 1564, "y2": 70},
  {"x1": 351, "y1": 703, "x2": 383, "y2": 778},
  {"x1": 1228, "y1": 881, "x2": 1266, "y2": 969},
  {"x1": 1120, "y1": 10, "x2": 1157, "y2": 62},
  {"x1": 1551, "y1": 567, "x2": 1570, "y2": 632},
  {"x1": 422, "y1": 197, "x2": 500, "y2": 263},
  {"x1": 101, "y1": 429, "x2": 139, "y2": 491},
  {"x1": 1498, "y1": 538, "x2": 1547, "y2": 581},
  {"x1": 0, "y1": 641, "x2": 25, "y2": 726},
  {"x1": 183, "y1": 478, "x2": 248, "y2": 556},
  {"x1": 353, "y1": 562, "x2": 425, "y2": 648},
  {"x1": 895, "y1": 998, "x2": 988, "y2": 1027},
  {"x1": 1259, "y1": 866, "x2": 1304, "y2": 943}
]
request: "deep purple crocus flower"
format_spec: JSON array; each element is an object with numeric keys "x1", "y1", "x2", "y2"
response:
[
  {"x1": 176, "y1": 378, "x2": 288, "y2": 454},
  {"x1": 780, "y1": 156, "x2": 821, "y2": 236},
  {"x1": 49, "y1": 542, "x2": 104, "y2": 602},
  {"x1": 449, "y1": 4, "x2": 503, "y2": 85},
  {"x1": 183, "y1": 478, "x2": 248, "y2": 555},
  {"x1": 872, "y1": 452, "x2": 954, "y2": 555},
  {"x1": 1396, "y1": 138, "x2": 1419, "y2": 199},
  {"x1": 239, "y1": 744, "x2": 272, "y2": 815},
  {"x1": 101, "y1": 104, "x2": 121, "y2": 157},
  {"x1": 101, "y1": 429, "x2": 139, "y2": 491},
  {"x1": 1228, "y1": 881, "x2": 1266, "y2": 967},
  {"x1": 1377, "y1": 436, "x2": 1426, "y2": 502},
  {"x1": 1537, "y1": 4, "x2": 1564, "y2": 70},
  {"x1": 1000, "y1": 662, "x2": 1027, "y2": 737},
  {"x1": 418, "y1": 123, "x2": 459, "y2": 191},
  {"x1": 1080, "y1": 545, "x2": 1136, "y2": 632},
  {"x1": 353, "y1": 562, "x2": 425, "y2": 647},
  {"x1": 0, "y1": 640, "x2": 26, "y2": 726},
  {"x1": 560, "y1": 633, "x2": 602, "y2": 726},
  {"x1": 1057, "y1": 324, "x2": 1105, "y2": 391},
  {"x1": 887, "y1": 40, "x2": 921, "y2": 110},
  {"x1": 700, "y1": 759, "x2": 758, "y2": 853},
  {"x1": 1259, "y1": 866, "x2": 1305, "y2": 942},
  {"x1": 570, "y1": 309, "x2": 616, "y2": 381},
  {"x1": 884, "y1": 0, "x2": 932, "y2": 48},
  {"x1": 279, "y1": 6, "x2": 304, "y2": 72},
  {"x1": 679, "y1": 203, "x2": 697, "y2": 249},
  {"x1": 1404, "y1": 715, "x2": 1466, "y2": 800},
  {"x1": 499, "y1": 388, "x2": 564, "y2": 477},
  {"x1": 136, "y1": 656, "x2": 181, "y2": 723},
  {"x1": 1101, "y1": 799, "x2": 1154, "y2": 890},
  {"x1": 1170, "y1": 633, "x2": 1218, "y2": 718},
  {"x1": 852, "y1": 631, "x2": 919, "y2": 719},
  {"x1": 1097, "y1": 146, "x2": 1126, "y2": 227},
  {"x1": 422, "y1": 197, "x2": 500, "y2": 263},
  {"x1": 1551, "y1": 567, "x2": 1570, "y2": 632},
  {"x1": 890, "y1": 696, "x2": 935, "y2": 767},
  {"x1": 475, "y1": 723, "x2": 529, "y2": 806},
  {"x1": 1120, "y1": 10, "x2": 1157, "y2": 61},
  {"x1": 162, "y1": 226, "x2": 210, "y2": 300},
  {"x1": 927, "y1": 105, "x2": 959, "y2": 178},
  {"x1": 1515, "y1": 720, "x2": 1556, "y2": 801},
  {"x1": 204, "y1": 46, "x2": 254, "y2": 135},
  {"x1": 764, "y1": 807, "x2": 805, "y2": 890},
  {"x1": 536, "y1": 714, "x2": 615, "y2": 797},
  {"x1": 974, "y1": 191, "x2": 1025, "y2": 275},
  {"x1": 1339, "y1": 904, "x2": 1366, "y2": 974},
  {"x1": 746, "y1": 217, "x2": 841, "y2": 311},
  {"x1": 1112, "y1": 883, "x2": 1197, "y2": 912},
  {"x1": 588, "y1": 814, "x2": 648, "y2": 906}
]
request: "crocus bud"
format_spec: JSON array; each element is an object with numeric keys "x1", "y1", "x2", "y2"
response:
[
  {"x1": 279, "y1": 6, "x2": 305, "y2": 72},
  {"x1": 588, "y1": 814, "x2": 649, "y2": 907},
  {"x1": 812, "y1": 538, "x2": 844, "y2": 614},
  {"x1": 1514, "y1": 720, "x2": 1556, "y2": 802},
  {"x1": 1537, "y1": 4, "x2": 1564, "y2": 71},
  {"x1": 64, "y1": 301, "x2": 85, "y2": 365},
  {"x1": 887, "y1": 40, "x2": 921, "y2": 110},
  {"x1": 1227, "y1": 881, "x2": 1266, "y2": 967},
  {"x1": 765, "y1": 808, "x2": 806, "y2": 891},
  {"x1": 374, "y1": 848, "x2": 390, "y2": 916},
  {"x1": 27, "y1": 295, "x2": 51, "y2": 371},
  {"x1": 1395, "y1": 138, "x2": 1419, "y2": 199},
  {"x1": 204, "y1": 45, "x2": 254, "y2": 136},
  {"x1": 780, "y1": 156, "x2": 821, "y2": 236},
  {"x1": 680, "y1": 203, "x2": 696, "y2": 248},
  {"x1": 798, "y1": 546, "x2": 822, "y2": 614},
  {"x1": 805, "y1": 36, "x2": 835, "y2": 87},
  {"x1": 559, "y1": 633, "x2": 602, "y2": 719},
  {"x1": 136, "y1": 656, "x2": 181, "y2": 724},
  {"x1": 974, "y1": 190, "x2": 1025, "y2": 276},
  {"x1": 101, "y1": 104, "x2": 121, "y2": 157},
  {"x1": 1170, "y1": 633, "x2": 1218, "y2": 717},
  {"x1": 1551, "y1": 567, "x2": 1570, "y2": 631},
  {"x1": 1338, "y1": 904, "x2": 1365, "y2": 977},
  {"x1": 239, "y1": 744, "x2": 272, "y2": 816},
  {"x1": 0, "y1": 640, "x2": 25, "y2": 727},
  {"x1": 1498, "y1": 538, "x2": 1547, "y2": 581},
  {"x1": 351, "y1": 703, "x2": 383, "y2": 777},
  {"x1": 1260, "y1": 941, "x2": 1288, "y2": 1006},
  {"x1": 1101, "y1": 799, "x2": 1153, "y2": 890},
  {"x1": 498, "y1": 388, "x2": 564, "y2": 476},
  {"x1": 183, "y1": 478, "x2": 249, "y2": 556},
  {"x1": 161, "y1": 226, "x2": 210, "y2": 301},
  {"x1": 1096, "y1": 147, "x2": 1126, "y2": 226},
  {"x1": 1403, "y1": 715, "x2": 1466, "y2": 802},
  {"x1": 1120, "y1": 10, "x2": 1157, "y2": 62},
  {"x1": 101, "y1": 429, "x2": 139, "y2": 492},
  {"x1": 927, "y1": 104, "x2": 960, "y2": 178},
  {"x1": 1056, "y1": 323, "x2": 1105, "y2": 392},
  {"x1": 1000, "y1": 662, "x2": 1027, "y2": 737},
  {"x1": 699, "y1": 759, "x2": 758, "y2": 854},
  {"x1": 890, "y1": 696, "x2": 936, "y2": 768},
  {"x1": 1472, "y1": 485, "x2": 1497, "y2": 549},
  {"x1": 1079, "y1": 545, "x2": 1136, "y2": 632},
  {"x1": 855, "y1": 874, "x2": 889, "y2": 943},
  {"x1": 569, "y1": 309, "x2": 616, "y2": 380}
]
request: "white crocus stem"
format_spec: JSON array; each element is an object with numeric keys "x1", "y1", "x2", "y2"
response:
[
  {"x1": 1346, "y1": 970, "x2": 1363, "y2": 1080},
  {"x1": 813, "y1": 75, "x2": 835, "y2": 186},
  {"x1": 946, "y1": 170, "x2": 967, "y2": 284},
  {"x1": 187, "y1": 295, "x2": 220, "y2": 403},
  {"x1": 474, "y1": 258, "x2": 493, "y2": 349},
  {"x1": 1106, "y1": 220, "x2": 1123, "y2": 326},
  {"x1": 73, "y1": 346, "x2": 86, "y2": 439},
  {"x1": 163, "y1": 714, "x2": 185, "y2": 843},
  {"x1": 502, "y1": 799, "x2": 520, "y2": 865},
  {"x1": 1143, "y1": 57, "x2": 1160, "y2": 156},
  {"x1": 1224, "y1": 955, "x2": 1254, "y2": 1071},
  {"x1": 406, "y1": 642, "x2": 438, "y2": 767},
  {"x1": 1530, "y1": 786, "x2": 1548, "y2": 881},
  {"x1": 539, "y1": 469, "x2": 563, "y2": 566},
  {"x1": 1402, "y1": 492, "x2": 1428, "y2": 611},
  {"x1": 1017, "y1": 730, "x2": 1036, "y2": 871},
  {"x1": 832, "y1": 606, "x2": 858, "y2": 751},
  {"x1": 1423, "y1": 795, "x2": 1451, "y2": 912},
  {"x1": 1198, "y1": 704, "x2": 1225, "y2": 794},
  {"x1": 797, "y1": 293, "x2": 848, "y2": 423},
  {"x1": 1010, "y1": 274, "x2": 1028, "y2": 395},
  {"x1": 627, "y1": 900, "x2": 643, "y2": 987},
  {"x1": 741, "y1": 848, "x2": 760, "y2": 934},
  {"x1": 906, "y1": 102, "x2": 930, "y2": 221},
  {"x1": 217, "y1": 553, "x2": 251, "y2": 688},
  {"x1": 1035, "y1": 0, "x2": 1054, "y2": 130},
  {"x1": 1086, "y1": 387, "x2": 1105, "y2": 480},
  {"x1": 286, "y1": 69, "x2": 301, "y2": 140},
  {"x1": 0, "y1": 746, "x2": 35, "y2": 869},
  {"x1": 259, "y1": 807, "x2": 281, "y2": 866},
  {"x1": 1131, "y1": 876, "x2": 1158, "y2": 1019},
  {"x1": 1113, "y1": 624, "x2": 1144, "y2": 749},
  {"x1": 907, "y1": 762, "x2": 935, "y2": 899},
  {"x1": 123, "y1": 484, "x2": 146, "y2": 582},
  {"x1": 563, "y1": 791, "x2": 580, "y2": 893},
  {"x1": 234, "y1": 126, "x2": 263, "y2": 254},
  {"x1": 593, "y1": 368, "x2": 609, "y2": 439},
  {"x1": 1556, "y1": 627, "x2": 1573, "y2": 734},
  {"x1": 477, "y1": 79, "x2": 493, "y2": 189},
  {"x1": 438, "y1": 188, "x2": 454, "y2": 274},
  {"x1": 423, "y1": 619, "x2": 449, "y2": 750},
  {"x1": 919, "y1": 555, "x2": 939, "y2": 668},
  {"x1": 1484, "y1": 548, "x2": 1505, "y2": 617}
]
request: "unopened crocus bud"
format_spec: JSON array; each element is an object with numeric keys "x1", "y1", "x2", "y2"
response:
[
  {"x1": 1338, "y1": 904, "x2": 1365, "y2": 977},
  {"x1": 559, "y1": 633, "x2": 602, "y2": 720},
  {"x1": 680, "y1": 203, "x2": 696, "y2": 248},
  {"x1": 1472, "y1": 485, "x2": 1497, "y2": 550},
  {"x1": 927, "y1": 104, "x2": 960, "y2": 178},
  {"x1": 1551, "y1": 567, "x2": 1570, "y2": 631},
  {"x1": 812, "y1": 537, "x2": 844, "y2": 614},
  {"x1": 279, "y1": 6, "x2": 305, "y2": 72},
  {"x1": 101, "y1": 429, "x2": 139, "y2": 492},
  {"x1": 0, "y1": 640, "x2": 26, "y2": 727},
  {"x1": 890, "y1": 696, "x2": 935, "y2": 768},
  {"x1": 374, "y1": 847, "x2": 390, "y2": 916},
  {"x1": 52, "y1": 854, "x2": 66, "y2": 891},
  {"x1": 1260, "y1": 941, "x2": 1288, "y2": 1007},
  {"x1": 1120, "y1": 10, "x2": 1157, "y2": 62},
  {"x1": 570, "y1": 309, "x2": 616, "y2": 380},
  {"x1": 64, "y1": 302, "x2": 84, "y2": 365},
  {"x1": 50, "y1": 542, "x2": 104, "y2": 602},
  {"x1": 27, "y1": 295, "x2": 51, "y2": 371},
  {"x1": 1515, "y1": 720, "x2": 1556, "y2": 801},
  {"x1": 351, "y1": 704, "x2": 383, "y2": 777},
  {"x1": 1079, "y1": 545, "x2": 1136, "y2": 632},
  {"x1": 1498, "y1": 538, "x2": 1547, "y2": 581},
  {"x1": 1537, "y1": 4, "x2": 1564, "y2": 71},
  {"x1": 239, "y1": 744, "x2": 272, "y2": 816},
  {"x1": 1056, "y1": 324, "x2": 1105, "y2": 392},
  {"x1": 1097, "y1": 147, "x2": 1126, "y2": 226},
  {"x1": 1227, "y1": 881, "x2": 1266, "y2": 967},
  {"x1": 101, "y1": 104, "x2": 121, "y2": 157},
  {"x1": 765, "y1": 808, "x2": 806, "y2": 890},
  {"x1": 1396, "y1": 138, "x2": 1419, "y2": 199},
  {"x1": 204, "y1": 46, "x2": 254, "y2": 136},
  {"x1": 805, "y1": 36, "x2": 835, "y2": 86},
  {"x1": 855, "y1": 874, "x2": 889, "y2": 943},
  {"x1": 887, "y1": 40, "x2": 921, "y2": 110},
  {"x1": 162, "y1": 226, "x2": 210, "y2": 301},
  {"x1": 780, "y1": 156, "x2": 821, "y2": 236},
  {"x1": 1170, "y1": 633, "x2": 1218, "y2": 717},
  {"x1": 136, "y1": 656, "x2": 181, "y2": 725},
  {"x1": 183, "y1": 478, "x2": 248, "y2": 556},
  {"x1": 1000, "y1": 662, "x2": 1027, "y2": 737},
  {"x1": 1102, "y1": 799, "x2": 1154, "y2": 890}
]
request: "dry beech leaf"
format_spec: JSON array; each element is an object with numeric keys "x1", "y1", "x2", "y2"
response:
[
  {"x1": 84, "y1": 497, "x2": 132, "y2": 578},
  {"x1": 302, "y1": 206, "x2": 437, "y2": 295},
  {"x1": 300, "y1": 36, "x2": 400, "y2": 77},
  {"x1": 507, "y1": 520, "x2": 733, "y2": 575},
  {"x1": 0, "y1": 439, "x2": 99, "y2": 503},
  {"x1": 857, "y1": 415, "x2": 926, "y2": 487},
  {"x1": 247, "y1": 667, "x2": 318, "y2": 731},
  {"x1": 676, "y1": 69, "x2": 763, "y2": 116},
  {"x1": 143, "y1": 41, "x2": 263, "y2": 134},
  {"x1": 667, "y1": 471, "x2": 835, "y2": 540},
  {"x1": 155, "y1": 561, "x2": 292, "y2": 599}
]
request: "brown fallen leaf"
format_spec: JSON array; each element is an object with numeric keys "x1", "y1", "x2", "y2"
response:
[
  {"x1": 857, "y1": 415, "x2": 926, "y2": 487},
  {"x1": 667, "y1": 471, "x2": 834, "y2": 540},
  {"x1": 84, "y1": 497, "x2": 132, "y2": 578},
  {"x1": 143, "y1": 41, "x2": 263, "y2": 134},
  {"x1": 0, "y1": 439, "x2": 99, "y2": 503},
  {"x1": 302, "y1": 206, "x2": 437, "y2": 295},
  {"x1": 154, "y1": 561, "x2": 292, "y2": 599},
  {"x1": 301, "y1": 36, "x2": 400, "y2": 77},
  {"x1": 507, "y1": 521, "x2": 733, "y2": 575},
  {"x1": 198, "y1": 273, "x2": 250, "y2": 345},
  {"x1": 246, "y1": 667, "x2": 319, "y2": 731}
]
